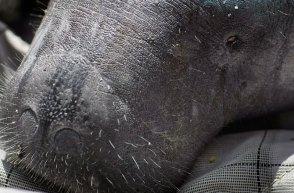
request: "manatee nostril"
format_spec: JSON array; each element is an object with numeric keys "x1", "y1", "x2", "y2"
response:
[
  {"x1": 18, "y1": 109, "x2": 39, "y2": 139},
  {"x1": 53, "y1": 128, "x2": 83, "y2": 156}
]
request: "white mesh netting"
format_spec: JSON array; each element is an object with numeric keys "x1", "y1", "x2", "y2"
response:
[{"x1": 180, "y1": 130, "x2": 294, "y2": 193}]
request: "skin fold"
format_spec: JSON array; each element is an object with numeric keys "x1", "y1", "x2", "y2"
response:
[{"x1": 0, "y1": 0, "x2": 293, "y2": 192}]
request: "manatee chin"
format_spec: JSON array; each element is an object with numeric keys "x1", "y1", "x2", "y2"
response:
[{"x1": 0, "y1": 0, "x2": 294, "y2": 193}]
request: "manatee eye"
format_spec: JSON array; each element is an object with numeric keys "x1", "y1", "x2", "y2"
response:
[{"x1": 226, "y1": 35, "x2": 242, "y2": 50}]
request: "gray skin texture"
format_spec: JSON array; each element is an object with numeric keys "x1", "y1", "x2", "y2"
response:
[{"x1": 0, "y1": 0, "x2": 294, "y2": 192}]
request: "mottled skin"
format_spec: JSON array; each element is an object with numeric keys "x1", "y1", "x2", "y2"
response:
[{"x1": 0, "y1": 0, "x2": 293, "y2": 193}]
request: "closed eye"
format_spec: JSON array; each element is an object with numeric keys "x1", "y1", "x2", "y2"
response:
[{"x1": 226, "y1": 35, "x2": 242, "y2": 50}]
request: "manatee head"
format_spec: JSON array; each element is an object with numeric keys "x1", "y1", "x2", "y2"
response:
[{"x1": 0, "y1": 0, "x2": 293, "y2": 192}]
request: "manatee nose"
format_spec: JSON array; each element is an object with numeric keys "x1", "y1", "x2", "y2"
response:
[
  {"x1": 53, "y1": 128, "x2": 83, "y2": 155},
  {"x1": 18, "y1": 109, "x2": 83, "y2": 156},
  {"x1": 18, "y1": 109, "x2": 39, "y2": 139}
]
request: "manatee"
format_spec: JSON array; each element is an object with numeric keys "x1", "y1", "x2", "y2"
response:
[{"x1": 0, "y1": 0, "x2": 293, "y2": 193}]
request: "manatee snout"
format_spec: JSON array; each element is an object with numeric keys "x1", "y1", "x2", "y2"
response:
[
  {"x1": 15, "y1": 57, "x2": 132, "y2": 157},
  {"x1": 1, "y1": 0, "x2": 294, "y2": 193},
  {"x1": 19, "y1": 109, "x2": 83, "y2": 156},
  {"x1": 16, "y1": 60, "x2": 100, "y2": 150}
]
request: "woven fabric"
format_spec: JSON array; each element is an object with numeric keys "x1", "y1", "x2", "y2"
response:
[
  {"x1": 180, "y1": 129, "x2": 294, "y2": 193},
  {"x1": 1, "y1": 129, "x2": 294, "y2": 192}
]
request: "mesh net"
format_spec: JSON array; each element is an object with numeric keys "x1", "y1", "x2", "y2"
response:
[{"x1": 180, "y1": 130, "x2": 294, "y2": 193}]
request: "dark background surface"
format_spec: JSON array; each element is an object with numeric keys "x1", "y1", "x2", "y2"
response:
[{"x1": 0, "y1": 0, "x2": 49, "y2": 43}]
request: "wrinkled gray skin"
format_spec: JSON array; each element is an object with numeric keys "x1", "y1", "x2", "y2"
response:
[{"x1": 0, "y1": 0, "x2": 294, "y2": 193}]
